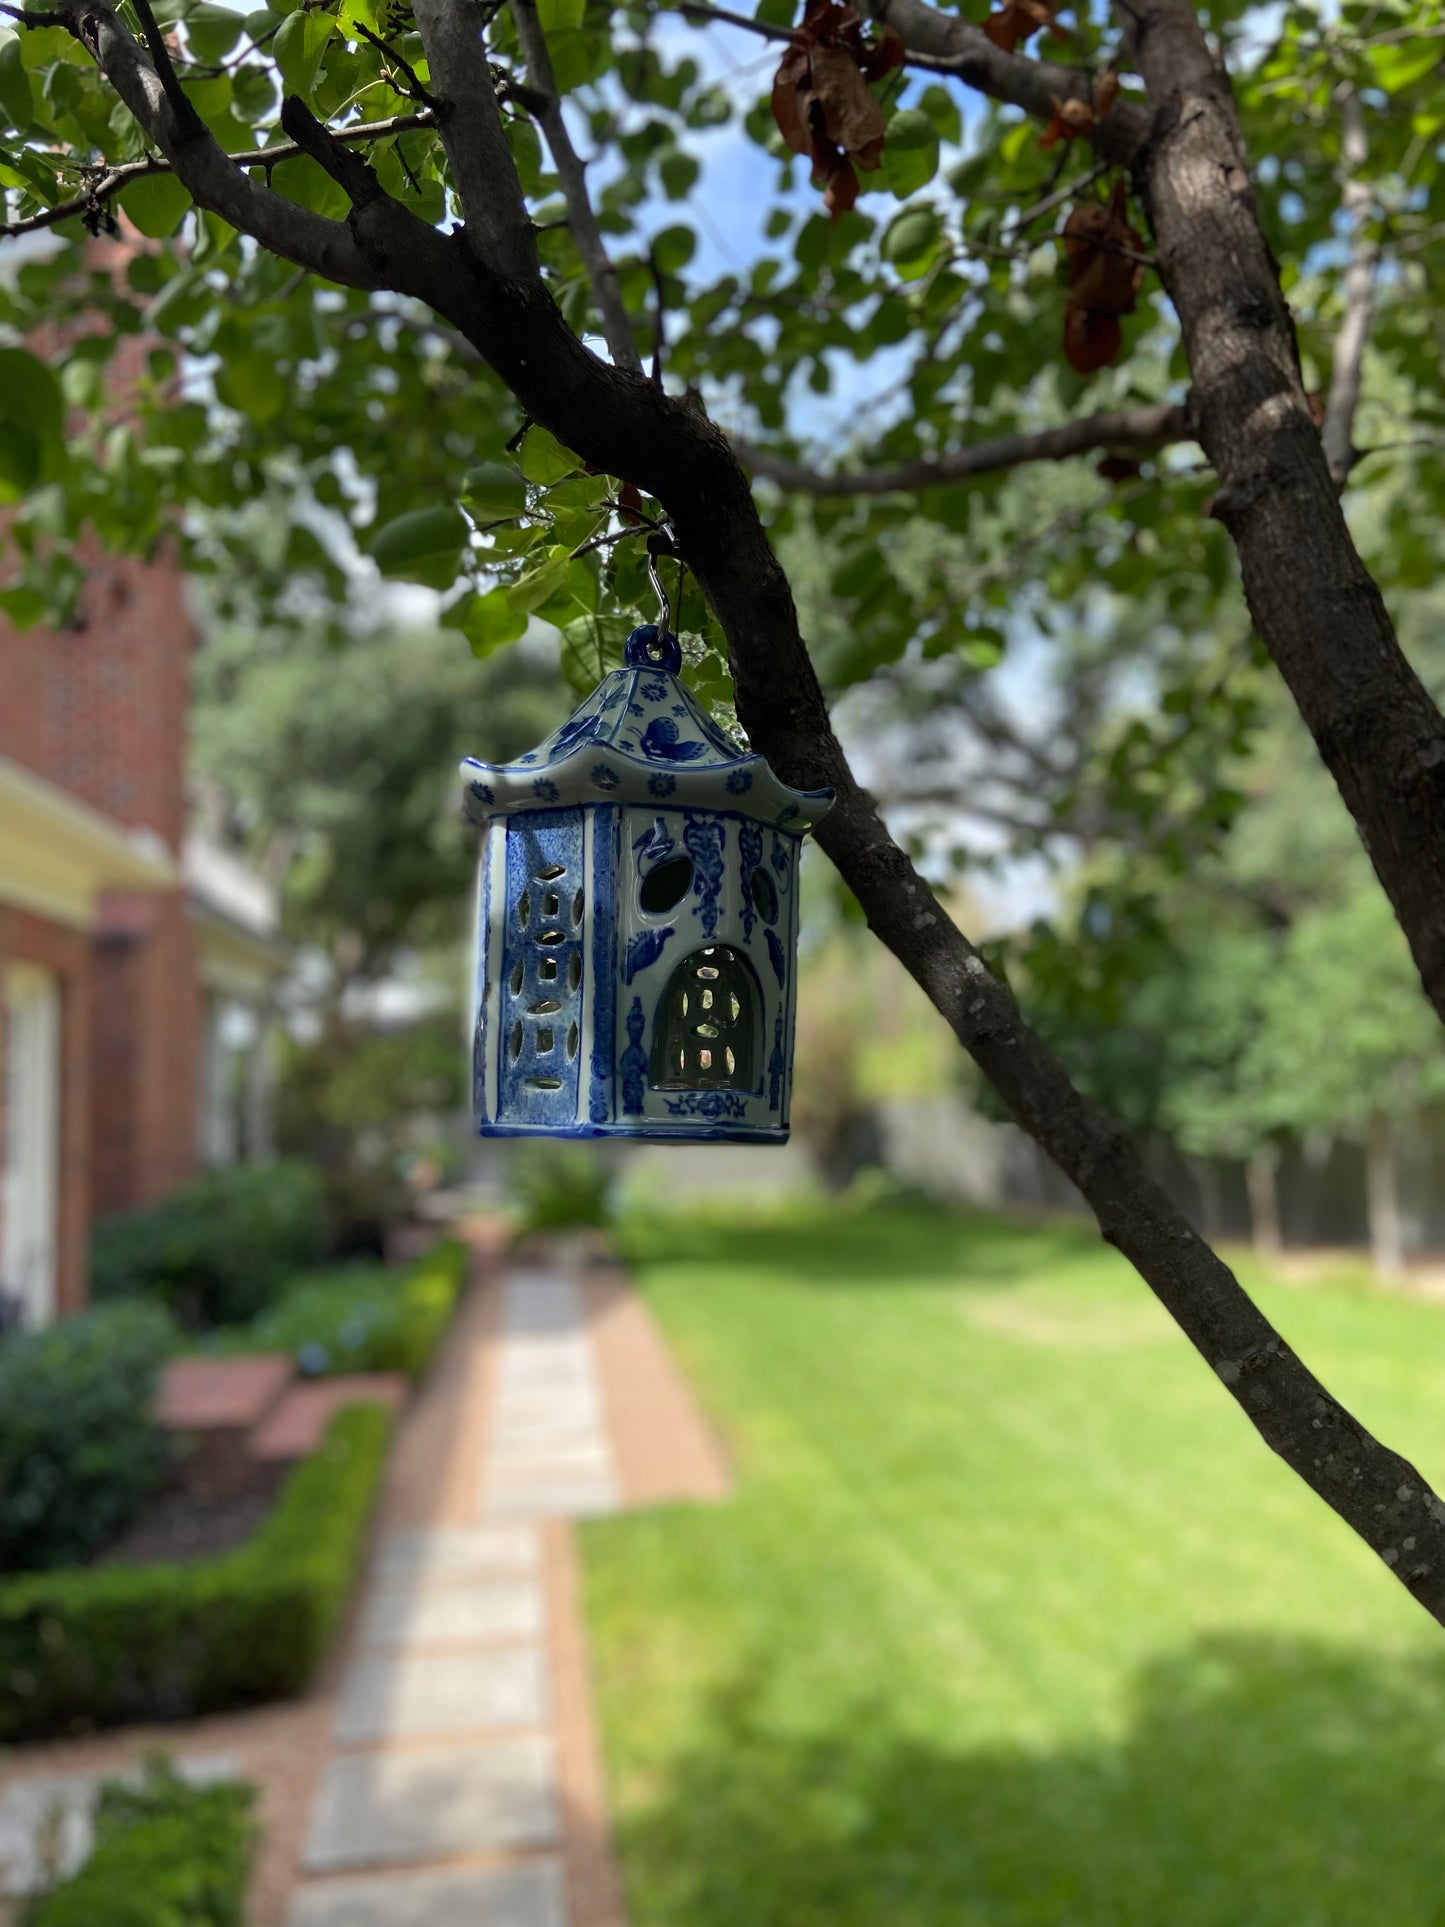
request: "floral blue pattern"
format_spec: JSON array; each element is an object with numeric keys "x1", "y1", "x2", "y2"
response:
[
  {"x1": 738, "y1": 820, "x2": 763, "y2": 941},
  {"x1": 663, "y1": 1090, "x2": 750, "y2": 1121},
  {"x1": 624, "y1": 925, "x2": 675, "y2": 984},
  {"x1": 684, "y1": 815, "x2": 726, "y2": 938},
  {"x1": 642, "y1": 678, "x2": 670, "y2": 701},
  {"x1": 726, "y1": 768, "x2": 753, "y2": 795},
  {"x1": 620, "y1": 998, "x2": 648, "y2": 1114},
  {"x1": 590, "y1": 764, "x2": 620, "y2": 791},
  {"x1": 766, "y1": 927, "x2": 786, "y2": 987},
  {"x1": 469, "y1": 780, "x2": 495, "y2": 805},
  {"x1": 648, "y1": 773, "x2": 677, "y2": 798},
  {"x1": 532, "y1": 778, "x2": 560, "y2": 801}
]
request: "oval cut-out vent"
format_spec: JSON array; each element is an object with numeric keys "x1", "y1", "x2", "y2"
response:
[{"x1": 641, "y1": 855, "x2": 694, "y2": 914}]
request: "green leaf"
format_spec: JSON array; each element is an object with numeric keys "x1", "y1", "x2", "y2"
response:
[
  {"x1": 271, "y1": 153, "x2": 349, "y2": 219},
  {"x1": 0, "y1": 584, "x2": 45, "y2": 628},
  {"x1": 881, "y1": 108, "x2": 939, "y2": 198},
  {"x1": 1368, "y1": 36, "x2": 1441, "y2": 95},
  {"x1": 459, "y1": 587, "x2": 528, "y2": 657},
  {"x1": 652, "y1": 223, "x2": 696, "y2": 274},
  {"x1": 881, "y1": 205, "x2": 941, "y2": 279},
  {"x1": 508, "y1": 550, "x2": 570, "y2": 615},
  {"x1": 537, "y1": 0, "x2": 584, "y2": 28},
  {"x1": 518, "y1": 426, "x2": 580, "y2": 486},
  {"x1": 274, "y1": 8, "x2": 335, "y2": 102},
  {"x1": 659, "y1": 150, "x2": 700, "y2": 200},
  {"x1": 117, "y1": 171, "x2": 191, "y2": 238},
  {"x1": 462, "y1": 461, "x2": 527, "y2": 521},
  {"x1": 0, "y1": 34, "x2": 34, "y2": 131},
  {"x1": 186, "y1": 3, "x2": 245, "y2": 63},
  {"x1": 216, "y1": 350, "x2": 287, "y2": 423},
  {"x1": 0, "y1": 349, "x2": 63, "y2": 502},
  {"x1": 368, "y1": 504, "x2": 468, "y2": 585},
  {"x1": 543, "y1": 26, "x2": 603, "y2": 94}
]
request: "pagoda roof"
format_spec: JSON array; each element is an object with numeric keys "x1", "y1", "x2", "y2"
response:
[{"x1": 460, "y1": 627, "x2": 834, "y2": 835}]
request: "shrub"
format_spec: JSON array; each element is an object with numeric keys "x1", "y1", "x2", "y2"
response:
[
  {"x1": 26, "y1": 1757, "x2": 256, "y2": 1927},
  {"x1": 510, "y1": 1144, "x2": 613, "y2": 1233},
  {"x1": 0, "y1": 1302, "x2": 174, "y2": 1573},
  {"x1": 0, "y1": 1403, "x2": 391, "y2": 1741},
  {"x1": 90, "y1": 1161, "x2": 325, "y2": 1329},
  {"x1": 221, "y1": 1239, "x2": 466, "y2": 1379}
]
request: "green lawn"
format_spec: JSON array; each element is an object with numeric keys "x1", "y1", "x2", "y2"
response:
[{"x1": 581, "y1": 1201, "x2": 1445, "y2": 1927}]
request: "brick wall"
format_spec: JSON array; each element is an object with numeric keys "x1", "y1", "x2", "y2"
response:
[
  {"x1": 0, "y1": 542, "x2": 201, "y2": 1224},
  {"x1": 0, "y1": 544, "x2": 192, "y2": 852},
  {"x1": 0, "y1": 908, "x2": 92, "y2": 1319},
  {"x1": 89, "y1": 888, "x2": 201, "y2": 1217}
]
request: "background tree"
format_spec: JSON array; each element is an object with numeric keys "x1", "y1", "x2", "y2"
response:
[
  {"x1": 193, "y1": 613, "x2": 562, "y2": 1236},
  {"x1": 4, "y1": 0, "x2": 1445, "y2": 1619}
]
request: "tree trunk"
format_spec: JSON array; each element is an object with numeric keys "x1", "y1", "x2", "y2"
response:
[
  {"x1": 1245, "y1": 1153, "x2": 1282, "y2": 1255},
  {"x1": 1120, "y1": 0, "x2": 1445, "y2": 1028},
  {"x1": 1365, "y1": 1115, "x2": 1406, "y2": 1282}
]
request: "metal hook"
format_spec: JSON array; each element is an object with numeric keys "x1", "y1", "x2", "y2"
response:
[{"x1": 646, "y1": 550, "x2": 672, "y2": 636}]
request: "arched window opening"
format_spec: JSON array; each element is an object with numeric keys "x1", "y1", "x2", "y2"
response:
[{"x1": 649, "y1": 945, "x2": 762, "y2": 1092}]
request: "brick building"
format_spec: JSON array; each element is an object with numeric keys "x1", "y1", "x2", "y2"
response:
[{"x1": 0, "y1": 545, "x2": 282, "y2": 1327}]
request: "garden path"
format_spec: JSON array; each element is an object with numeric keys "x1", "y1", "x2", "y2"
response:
[
  {"x1": 0, "y1": 1241, "x2": 728, "y2": 1927},
  {"x1": 280, "y1": 1247, "x2": 729, "y2": 1927}
]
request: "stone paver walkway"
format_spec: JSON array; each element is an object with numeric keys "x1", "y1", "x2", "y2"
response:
[
  {"x1": 0, "y1": 1245, "x2": 727, "y2": 1927},
  {"x1": 284, "y1": 1257, "x2": 728, "y2": 1927}
]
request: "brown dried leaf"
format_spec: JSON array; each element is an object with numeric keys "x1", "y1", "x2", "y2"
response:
[
  {"x1": 1093, "y1": 69, "x2": 1119, "y2": 119},
  {"x1": 810, "y1": 41, "x2": 888, "y2": 164},
  {"x1": 1039, "y1": 93, "x2": 1096, "y2": 149},
  {"x1": 983, "y1": 0, "x2": 1061, "y2": 54},
  {"x1": 1061, "y1": 176, "x2": 1146, "y2": 373}
]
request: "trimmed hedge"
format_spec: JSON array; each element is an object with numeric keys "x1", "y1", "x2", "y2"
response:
[
  {"x1": 26, "y1": 1757, "x2": 256, "y2": 1927},
  {"x1": 90, "y1": 1161, "x2": 325, "y2": 1329},
  {"x1": 218, "y1": 1238, "x2": 467, "y2": 1380},
  {"x1": 0, "y1": 1403, "x2": 391, "y2": 1742},
  {"x1": 0, "y1": 1302, "x2": 174, "y2": 1573}
]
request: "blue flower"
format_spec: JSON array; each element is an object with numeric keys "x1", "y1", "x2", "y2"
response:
[
  {"x1": 642, "y1": 678, "x2": 670, "y2": 701},
  {"x1": 648, "y1": 773, "x2": 677, "y2": 798},
  {"x1": 469, "y1": 780, "x2": 495, "y2": 804},
  {"x1": 519, "y1": 752, "x2": 538, "y2": 765},
  {"x1": 591, "y1": 764, "x2": 620, "y2": 791},
  {"x1": 726, "y1": 768, "x2": 753, "y2": 795},
  {"x1": 532, "y1": 778, "x2": 560, "y2": 801}
]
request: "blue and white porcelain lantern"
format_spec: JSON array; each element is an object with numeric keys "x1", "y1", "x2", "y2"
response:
[{"x1": 461, "y1": 624, "x2": 833, "y2": 1142}]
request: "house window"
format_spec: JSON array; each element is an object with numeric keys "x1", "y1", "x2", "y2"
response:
[{"x1": 649, "y1": 945, "x2": 761, "y2": 1092}]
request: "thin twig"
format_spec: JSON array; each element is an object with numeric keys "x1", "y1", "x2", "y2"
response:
[
  {"x1": 1321, "y1": 86, "x2": 1381, "y2": 487},
  {"x1": 511, "y1": 0, "x2": 642, "y2": 372},
  {"x1": 355, "y1": 20, "x2": 439, "y2": 110},
  {"x1": 0, "y1": 112, "x2": 435, "y2": 240}
]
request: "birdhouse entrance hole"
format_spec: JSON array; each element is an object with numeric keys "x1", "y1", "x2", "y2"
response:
[{"x1": 650, "y1": 945, "x2": 761, "y2": 1091}]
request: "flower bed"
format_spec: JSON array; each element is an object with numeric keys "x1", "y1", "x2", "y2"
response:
[
  {"x1": 215, "y1": 1238, "x2": 467, "y2": 1380},
  {"x1": 0, "y1": 1403, "x2": 390, "y2": 1743}
]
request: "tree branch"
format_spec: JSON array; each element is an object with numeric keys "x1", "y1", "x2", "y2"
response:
[
  {"x1": 408, "y1": 0, "x2": 536, "y2": 278},
  {"x1": 49, "y1": 0, "x2": 380, "y2": 288},
  {"x1": 127, "y1": 0, "x2": 206, "y2": 141},
  {"x1": 1115, "y1": 0, "x2": 1445, "y2": 1033},
  {"x1": 872, "y1": 0, "x2": 1149, "y2": 163},
  {"x1": 735, "y1": 401, "x2": 1191, "y2": 496},
  {"x1": 1320, "y1": 86, "x2": 1380, "y2": 487},
  {"x1": 511, "y1": 0, "x2": 643, "y2": 372},
  {"x1": 58, "y1": 0, "x2": 1445, "y2": 1628},
  {"x1": 0, "y1": 113, "x2": 436, "y2": 243}
]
